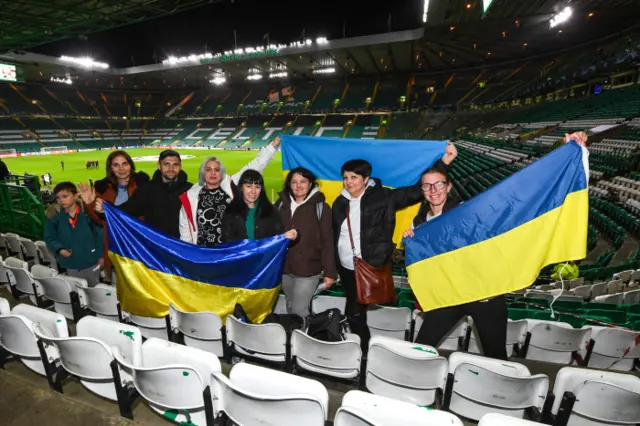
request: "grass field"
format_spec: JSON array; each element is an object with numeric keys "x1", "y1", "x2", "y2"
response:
[{"x1": 4, "y1": 149, "x2": 286, "y2": 200}]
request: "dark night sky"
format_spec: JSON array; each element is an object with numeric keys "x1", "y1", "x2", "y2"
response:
[{"x1": 31, "y1": 0, "x2": 423, "y2": 68}]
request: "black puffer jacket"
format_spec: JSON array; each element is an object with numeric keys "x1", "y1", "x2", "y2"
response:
[
  {"x1": 117, "y1": 170, "x2": 192, "y2": 238},
  {"x1": 222, "y1": 200, "x2": 284, "y2": 242},
  {"x1": 332, "y1": 178, "x2": 422, "y2": 268},
  {"x1": 412, "y1": 197, "x2": 461, "y2": 228}
]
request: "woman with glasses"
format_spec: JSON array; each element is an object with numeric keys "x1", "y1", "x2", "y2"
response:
[{"x1": 402, "y1": 161, "x2": 508, "y2": 360}]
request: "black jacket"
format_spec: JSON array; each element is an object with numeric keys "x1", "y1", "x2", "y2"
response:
[
  {"x1": 332, "y1": 178, "x2": 423, "y2": 268},
  {"x1": 0, "y1": 160, "x2": 9, "y2": 181},
  {"x1": 222, "y1": 200, "x2": 284, "y2": 242},
  {"x1": 117, "y1": 170, "x2": 192, "y2": 238},
  {"x1": 412, "y1": 197, "x2": 461, "y2": 228}
]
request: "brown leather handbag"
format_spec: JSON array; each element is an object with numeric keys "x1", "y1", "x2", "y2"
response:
[{"x1": 346, "y1": 207, "x2": 396, "y2": 305}]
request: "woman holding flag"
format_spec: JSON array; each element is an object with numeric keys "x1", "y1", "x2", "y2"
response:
[{"x1": 333, "y1": 143, "x2": 457, "y2": 352}]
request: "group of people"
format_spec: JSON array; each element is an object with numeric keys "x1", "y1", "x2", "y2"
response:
[
  {"x1": 41, "y1": 132, "x2": 589, "y2": 360},
  {"x1": 85, "y1": 160, "x2": 100, "y2": 169}
]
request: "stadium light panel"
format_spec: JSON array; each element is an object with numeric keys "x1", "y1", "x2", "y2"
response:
[
  {"x1": 313, "y1": 67, "x2": 336, "y2": 74},
  {"x1": 246, "y1": 74, "x2": 263, "y2": 81},
  {"x1": 423, "y1": 0, "x2": 430, "y2": 22},
  {"x1": 50, "y1": 76, "x2": 72, "y2": 84},
  {"x1": 60, "y1": 55, "x2": 108, "y2": 69},
  {"x1": 269, "y1": 72, "x2": 288, "y2": 79},
  {"x1": 209, "y1": 77, "x2": 226, "y2": 85},
  {"x1": 550, "y1": 6, "x2": 572, "y2": 28},
  {"x1": 316, "y1": 37, "x2": 328, "y2": 45}
]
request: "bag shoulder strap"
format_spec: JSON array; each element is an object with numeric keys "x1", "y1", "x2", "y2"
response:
[{"x1": 346, "y1": 205, "x2": 356, "y2": 254}]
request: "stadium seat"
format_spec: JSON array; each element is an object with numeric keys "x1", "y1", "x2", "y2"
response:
[
  {"x1": 113, "y1": 337, "x2": 220, "y2": 425},
  {"x1": 274, "y1": 294, "x2": 287, "y2": 314},
  {"x1": 120, "y1": 306, "x2": 169, "y2": 340},
  {"x1": 444, "y1": 352, "x2": 549, "y2": 421},
  {"x1": 584, "y1": 326, "x2": 640, "y2": 371},
  {"x1": 366, "y1": 305, "x2": 412, "y2": 341},
  {"x1": 468, "y1": 318, "x2": 527, "y2": 356},
  {"x1": 366, "y1": 335, "x2": 446, "y2": 406},
  {"x1": 212, "y1": 362, "x2": 329, "y2": 426},
  {"x1": 75, "y1": 281, "x2": 118, "y2": 321},
  {"x1": 19, "y1": 238, "x2": 43, "y2": 265},
  {"x1": 546, "y1": 367, "x2": 640, "y2": 425},
  {"x1": 311, "y1": 295, "x2": 346, "y2": 315},
  {"x1": 0, "y1": 302, "x2": 68, "y2": 376},
  {"x1": 30, "y1": 265, "x2": 75, "y2": 320},
  {"x1": 167, "y1": 303, "x2": 224, "y2": 357},
  {"x1": 3, "y1": 233, "x2": 25, "y2": 260},
  {"x1": 335, "y1": 390, "x2": 463, "y2": 426},
  {"x1": 522, "y1": 319, "x2": 591, "y2": 364},
  {"x1": 0, "y1": 297, "x2": 9, "y2": 315},
  {"x1": 4, "y1": 256, "x2": 45, "y2": 305},
  {"x1": 225, "y1": 314, "x2": 287, "y2": 365},
  {"x1": 35, "y1": 241, "x2": 57, "y2": 270},
  {"x1": 413, "y1": 310, "x2": 467, "y2": 350},
  {"x1": 32, "y1": 316, "x2": 141, "y2": 399},
  {"x1": 0, "y1": 256, "x2": 9, "y2": 289},
  {"x1": 291, "y1": 329, "x2": 361, "y2": 379}
]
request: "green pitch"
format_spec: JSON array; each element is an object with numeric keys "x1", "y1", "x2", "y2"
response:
[{"x1": 4, "y1": 149, "x2": 285, "y2": 201}]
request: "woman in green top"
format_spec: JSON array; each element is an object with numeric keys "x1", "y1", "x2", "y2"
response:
[{"x1": 222, "y1": 169, "x2": 297, "y2": 242}]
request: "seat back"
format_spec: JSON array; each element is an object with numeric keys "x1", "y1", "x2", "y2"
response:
[
  {"x1": 623, "y1": 289, "x2": 640, "y2": 305},
  {"x1": 338, "y1": 390, "x2": 464, "y2": 426},
  {"x1": 77, "y1": 284, "x2": 118, "y2": 318},
  {"x1": 527, "y1": 322, "x2": 590, "y2": 364},
  {"x1": 413, "y1": 310, "x2": 467, "y2": 350},
  {"x1": 5, "y1": 257, "x2": 39, "y2": 296},
  {"x1": 607, "y1": 279, "x2": 624, "y2": 294},
  {"x1": 273, "y1": 294, "x2": 288, "y2": 314},
  {"x1": 169, "y1": 304, "x2": 223, "y2": 356},
  {"x1": 0, "y1": 315, "x2": 40, "y2": 357},
  {"x1": 367, "y1": 306, "x2": 411, "y2": 340},
  {"x1": 311, "y1": 295, "x2": 346, "y2": 315},
  {"x1": 212, "y1": 371, "x2": 327, "y2": 426},
  {"x1": 590, "y1": 282, "x2": 607, "y2": 298},
  {"x1": 0, "y1": 297, "x2": 9, "y2": 315},
  {"x1": 588, "y1": 328, "x2": 640, "y2": 371},
  {"x1": 20, "y1": 239, "x2": 41, "y2": 263},
  {"x1": 77, "y1": 316, "x2": 142, "y2": 365},
  {"x1": 226, "y1": 315, "x2": 287, "y2": 361},
  {"x1": 367, "y1": 335, "x2": 447, "y2": 406},
  {"x1": 0, "y1": 258, "x2": 8, "y2": 285},
  {"x1": 35, "y1": 277, "x2": 72, "y2": 304},
  {"x1": 291, "y1": 330, "x2": 361, "y2": 379},
  {"x1": 478, "y1": 413, "x2": 542, "y2": 425},
  {"x1": 570, "y1": 380, "x2": 640, "y2": 425},
  {"x1": 35, "y1": 241, "x2": 57, "y2": 269},
  {"x1": 4, "y1": 235, "x2": 24, "y2": 259},
  {"x1": 30, "y1": 264, "x2": 57, "y2": 279},
  {"x1": 126, "y1": 312, "x2": 168, "y2": 340}
]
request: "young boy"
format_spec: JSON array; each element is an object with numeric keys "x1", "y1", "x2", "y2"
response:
[{"x1": 45, "y1": 182, "x2": 104, "y2": 287}]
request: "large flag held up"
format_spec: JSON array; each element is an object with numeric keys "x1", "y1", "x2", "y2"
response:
[
  {"x1": 281, "y1": 135, "x2": 448, "y2": 243},
  {"x1": 405, "y1": 141, "x2": 589, "y2": 312},
  {"x1": 104, "y1": 203, "x2": 288, "y2": 322}
]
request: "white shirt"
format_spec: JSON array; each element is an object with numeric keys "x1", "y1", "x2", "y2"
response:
[
  {"x1": 337, "y1": 180, "x2": 375, "y2": 270},
  {"x1": 290, "y1": 187, "x2": 319, "y2": 217}
]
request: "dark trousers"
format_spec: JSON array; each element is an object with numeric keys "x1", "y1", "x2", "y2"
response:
[
  {"x1": 416, "y1": 295, "x2": 508, "y2": 360},
  {"x1": 338, "y1": 265, "x2": 371, "y2": 353}
]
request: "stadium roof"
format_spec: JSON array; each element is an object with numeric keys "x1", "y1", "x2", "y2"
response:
[{"x1": 0, "y1": 0, "x2": 220, "y2": 53}]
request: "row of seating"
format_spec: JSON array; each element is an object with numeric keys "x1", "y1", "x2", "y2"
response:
[{"x1": 2, "y1": 298, "x2": 640, "y2": 425}]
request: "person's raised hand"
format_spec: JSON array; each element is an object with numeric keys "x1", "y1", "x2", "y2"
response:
[
  {"x1": 323, "y1": 276, "x2": 336, "y2": 290},
  {"x1": 78, "y1": 182, "x2": 96, "y2": 205},
  {"x1": 402, "y1": 228, "x2": 415, "y2": 239},
  {"x1": 564, "y1": 131, "x2": 588, "y2": 147},
  {"x1": 442, "y1": 141, "x2": 458, "y2": 165},
  {"x1": 271, "y1": 136, "x2": 282, "y2": 148},
  {"x1": 95, "y1": 198, "x2": 104, "y2": 213}
]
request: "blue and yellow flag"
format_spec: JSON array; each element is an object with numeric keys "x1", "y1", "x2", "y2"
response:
[
  {"x1": 281, "y1": 135, "x2": 447, "y2": 243},
  {"x1": 405, "y1": 141, "x2": 589, "y2": 312},
  {"x1": 104, "y1": 203, "x2": 287, "y2": 322}
]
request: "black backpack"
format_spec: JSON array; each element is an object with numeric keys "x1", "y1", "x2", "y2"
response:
[
  {"x1": 262, "y1": 313, "x2": 304, "y2": 335},
  {"x1": 307, "y1": 308, "x2": 344, "y2": 342}
]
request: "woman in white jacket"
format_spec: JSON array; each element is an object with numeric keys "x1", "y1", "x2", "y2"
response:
[{"x1": 179, "y1": 137, "x2": 280, "y2": 246}]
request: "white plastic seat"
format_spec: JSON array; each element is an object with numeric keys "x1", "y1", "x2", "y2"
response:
[
  {"x1": 122, "y1": 308, "x2": 168, "y2": 340},
  {"x1": 446, "y1": 352, "x2": 549, "y2": 421},
  {"x1": 606, "y1": 279, "x2": 624, "y2": 294},
  {"x1": 311, "y1": 295, "x2": 346, "y2": 315},
  {"x1": 0, "y1": 256, "x2": 9, "y2": 288},
  {"x1": 211, "y1": 362, "x2": 329, "y2": 426},
  {"x1": 585, "y1": 326, "x2": 640, "y2": 371},
  {"x1": 31, "y1": 265, "x2": 75, "y2": 320},
  {"x1": 524, "y1": 319, "x2": 591, "y2": 364},
  {"x1": 33, "y1": 316, "x2": 142, "y2": 400},
  {"x1": 590, "y1": 282, "x2": 607, "y2": 298},
  {"x1": 571, "y1": 285, "x2": 591, "y2": 300},
  {"x1": 291, "y1": 329, "x2": 361, "y2": 379},
  {"x1": 413, "y1": 310, "x2": 467, "y2": 350},
  {"x1": 4, "y1": 257, "x2": 43, "y2": 303},
  {"x1": 225, "y1": 314, "x2": 287, "y2": 363},
  {"x1": 479, "y1": 413, "x2": 542, "y2": 425},
  {"x1": 113, "y1": 337, "x2": 221, "y2": 426},
  {"x1": 3, "y1": 234, "x2": 24, "y2": 260},
  {"x1": 623, "y1": 289, "x2": 640, "y2": 304},
  {"x1": 593, "y1": 292, "x2": 624, "y2": 304},
  {"x1": 36, "y1": 241, "x2": 57, "y2": 270},
  {"x1": 0, "y1": 297, "x2": 10, "y2": 315},
  {"x1": 20, "y1": 238, "x2": 42, "y2": 264},
  {"x1": 550, "y1": 367, "x2": 640, "y2": 426},
  {"x1": 613, "y1": 270, "x2": 634, "y2": 283},
  {"x1": 76, "y1": 281, "x2": 118, "y2": 321},
  {"x1": 468, "y1": 319, "x2": 527, "y2": 357},
  {"x1": 366, "y1": 335, "x2": 447, "y2": 406},
  {"x1": 367, "y1": 305, "x2": 411, "y2": 340},
  {"x1": 168, "y1": 304, "x2": 223, "y2": 357},
  {"x1": 335, "y1": 390, "x2": 464, "y2": 426},
  {"x1": 0, "y1": 303, "x2": 68, "y2": 375},
  {"x1": 568, "y1": 277, "x2": 584, "y2": 289}
]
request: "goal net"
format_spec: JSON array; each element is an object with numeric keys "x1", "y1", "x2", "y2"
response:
[
  {"x1": 0, "y1": 148, "x2": 17, "y2": 158},
  {"x1": 41, "y1": 146, "x2": 68, "y2": 153}
]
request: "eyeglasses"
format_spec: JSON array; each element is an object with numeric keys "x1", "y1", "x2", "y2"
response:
[{"x1": 421, "y1": 181, "x2": 447, "y2": 191}]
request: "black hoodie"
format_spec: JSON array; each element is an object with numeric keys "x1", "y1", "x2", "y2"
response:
[{"x1": 117, "y1": 169, "x2": 192, "y2": 238}]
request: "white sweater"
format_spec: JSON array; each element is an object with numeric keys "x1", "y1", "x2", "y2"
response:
[{"x1": 337, "y1": 180, "x2": 375, "y2": 270}]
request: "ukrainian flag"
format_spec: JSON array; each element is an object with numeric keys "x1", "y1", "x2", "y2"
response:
[
  {"x1": 104, "y1": 203, "x2": 287, "y2": 322},
  {"x1": 281, "y1": 135, "x2": 447, "y2": 244},
  {"x1": 405, "y1": 141, "x2": 589, "y2": 312}
]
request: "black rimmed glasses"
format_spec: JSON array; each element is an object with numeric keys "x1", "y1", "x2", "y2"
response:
[{"x1": 421, "y1": 181, "x2": 447, "y2": 192}]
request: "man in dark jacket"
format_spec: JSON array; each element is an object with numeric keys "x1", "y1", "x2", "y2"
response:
[{"x1": 95, "y1": 150, "x2": 192, "y2": 238}]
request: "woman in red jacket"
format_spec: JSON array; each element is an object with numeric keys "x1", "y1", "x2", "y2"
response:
[{"x1": 275, "y1": 167, "x2": 337, "y2": 319}]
